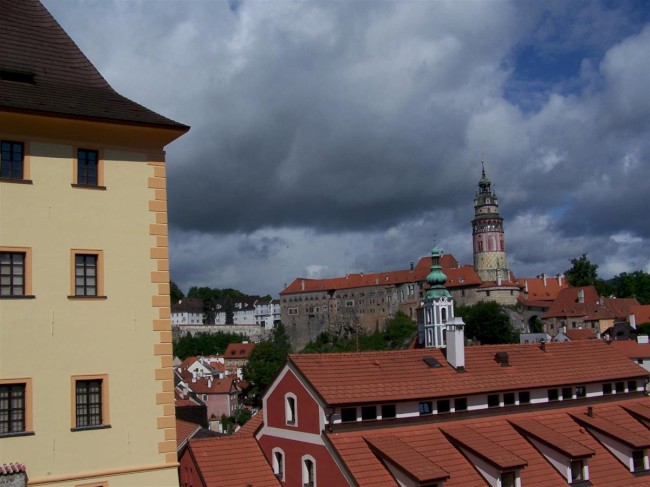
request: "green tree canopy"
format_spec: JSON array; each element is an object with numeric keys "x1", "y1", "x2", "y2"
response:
[
  {"x1": 609, "y1": 271, "x2": 650, "y2": 305},
  {"x1": 455, "y1": 301, "x2": 517, "y2": 345},
  {"x1": 173, "y1": 331, "x2": 247, "y2": 359},
  {"x1": 243, "y1": 324, "x2": 292, "y2": 397},
  {"x1": 170, "y1": 280, "x2": 184, "y2": 304},
  {"x1": 565, "y1": 254, "x2": 612, "y2": 295}
]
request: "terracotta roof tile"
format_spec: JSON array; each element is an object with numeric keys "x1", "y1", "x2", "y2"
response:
[
  {"x1": 570, "y1": 405, "x2": 650, "y2": 449},
  {"x1": 176, "y1": 419, "x2": 201, "y2": 447},
  {"x1": 610, "y1": 340, "x2": 650, "y2": 359},
  {"x1": 365, "y1": 436, "x2": 449, "y2": 483},
  {"x1": 517, "y1": 276, "x2": 568, "y2": 302},
  {"x1": 604, "y1": 297, "x2": 640, "y2": 321},
  {"x1": 289, "y1": 341, "x2": 647, "y2": 406},
  {"x1": 508, "y1": 417, "x2": 594, "y2": 458},
  {"x1": 442, "y1": 425, "x2": 527, "y2": 469},
  {"x1": 563, "y1": 328, "x2": 597, "y2": 340},
  {"x1": 543, "y1": 286, "x2": 613, "y2": 319},
  {"x1": 181, "y1": 374, "x2": 236, "y2": 394},
  {"x1": 225, "y1": 342, "x2": 256, "y2": 358},
  {"x1": 186, "y1": 436, "x2": 281, "y2": 487},
  {"x1": 631, "y1": 304, "x2": 650, "y2": 325},
  {"x1": 329, "y1": 398, "x2": 650, "y2": 487}
]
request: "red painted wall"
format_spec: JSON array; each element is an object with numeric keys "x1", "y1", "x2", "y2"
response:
[
  {"x1": 266, "y1": 368, "x2": 321, "y2": 434},
  {"x1": 179, "y1": 448, "x2": 203, "y2": 487},
  {"x1": 258, "y1": 435, "x2": 349, "y2": 487}
]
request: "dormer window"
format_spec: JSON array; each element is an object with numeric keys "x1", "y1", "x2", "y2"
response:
[
  {"x1": 570, "y1": 459, "x2": 587, "y2": 482},
  {"x1": 500, "y1": 471, "x2": 517, "y2": 487}
]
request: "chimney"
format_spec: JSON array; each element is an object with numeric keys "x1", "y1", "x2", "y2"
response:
[
  {"x1": 446, "y1": 317, "x2": 466, "y2": 371},
  {"x1": 557, "y1": 273, "x2": 564, "y2": 287},
  {"x1": 542, "y1": 273, "x2": 547, "y2": 286},
  {"x1": 587, "y1": 406, "x2": 593, "y2": 417},
  {"x1": 410, "y1": 261, "x2": 414, "y2": 271},
  {"x1": 524, "y1": 280, "x2": 529, "y2": 293},
  {"x1": 578, "y1": 289, "x2": 585, "y2": 304},
  {"x1": 630, "y1": 313, "x2": 637, "y2": 329},
  {"x1": 301, "y1": 280, "x2": 305, "y2": 291},
  {"x1": 540, "y1": 341, "x2": 547, "y2": 352}
]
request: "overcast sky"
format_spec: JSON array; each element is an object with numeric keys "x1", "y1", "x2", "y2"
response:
[{"x1": 43, "y1": 0, "x2": 649, "y2": 297}]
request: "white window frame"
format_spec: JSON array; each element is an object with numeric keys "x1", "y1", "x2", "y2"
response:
[
  {"x1": 302, "y1": 454, "x2": 317, "y2": 487},
  {"x1": 285, "y1": 392, "x2": 298, "y2": 426},
  {"x1": 272, "y1": 447, "x2": 285, "y2": 481}
]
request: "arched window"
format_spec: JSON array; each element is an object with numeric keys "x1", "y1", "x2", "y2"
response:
[
  {"x1": 302, "y1": 455, "x2": 316, "y2": 486},
  {"x1": 285, "y1": 393, "x2": 297, "y2": 426},
  {"x1": 441, "y1": 308, "x2": 447, "y2": 322},
  {"x1": 272, "y1": 448, "x2": 285, "y2": 481}
]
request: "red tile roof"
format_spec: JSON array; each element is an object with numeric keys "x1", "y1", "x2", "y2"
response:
[
  {"x1": 563, "y1": 328, "x2": 597, "y2": 340},
  {"x1": 0, "y1": 0, "x2": 188, "y2": 130},
  {"x1": 280, "y1": 253, "x2": 479, "y2": 295},
  {"x1": 0, "y1": 463, "x2": 26, "y2": 476},
  {"x1": 181, "y1": 374, "x2": 236, "y2": 395},
  {"x1": 509, "y1": 417, "x2": 594, "y2": 458},
  {"x1": 543, "y1": 286, "x2": 613, "y2": 320},
  {"x1": 289, "y1": 341, "x2": 647, "y2": 406},
  {"x1": 517, "y1": 276, "x2": 568, "y2": 302},
  {"x1": 328, "y1": 397, "x2": 650, "y2": 487},
  {"x1": 604, "y1": 297, "x2": 640, "y2": 321},
  {"x1": 631, "y1": 304, "x2": 650, "y2": 325},
  {"x1": 185, "y1": 436, "x2": 281, "y2": 487},
  {"x1": 366, "y1": 436, "x2": 449, "y2": 483},
  {"x1": 234, "y1": 409, "x2": 264, "y2": 437},
  {"x1": 225, "y1": 342, "x2": 255, "y2": 359},
  {"x1": 610, "y1": 340, "x2": 650, "y2": 359},
  {"x1": 176, "y1": 419, "x2": 202, "y2": 448}
]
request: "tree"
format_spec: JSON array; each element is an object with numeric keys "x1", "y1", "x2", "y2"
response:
[
  {"x1": 224, "y1": 297, "x2": 234, "y2": 325},
  {"x1": 172, "y1": 331, "x2": 247, "y2": 359},
  {"x1": 170, "y1": 280, "x2": 184, "y2": 304},
  {"x1": 609, "y1": 271, "x2": 650, "y2": 305},
  {"x1": 565, "y1": 254, "x2": 611, "y2": 295},
  {"x1": 456, "y1": 301, "x2": 517, "y2": 345},
  {"x1": 243, "y1": 324, "x2": 292, "y2": 397},
  {"x1": 384, "y1": 311, "x2": 417, "y2": 348}
]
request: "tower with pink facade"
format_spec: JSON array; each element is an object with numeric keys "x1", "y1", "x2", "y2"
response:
[{"x1": 472, "y1": 161, "x2": 509, "y2": 282}]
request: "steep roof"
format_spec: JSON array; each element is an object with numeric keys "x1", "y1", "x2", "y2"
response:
[
  {"x1": 0, "y1": 0, "x2": 188, "y2": 130},
  {"x1": 328, "y1": 397, "x2": 650, "y2": 487},
  {"x1": 185, "y1": 436, "x2": 281, "y2": 487},
  {"x1": 563, "y1": 328, "x2": 597, "y2": 340},
  {"x1": 225, "y1": 342, "x2": 255, "y2": 359},
  {"x1": 176, "y1": 419, "x2": 202, "y2": 448},
  {"x1": 289, "y1": 341, "x2": 647, "y2": 406},
  {"x1": 517, "y1": 276, "x2": 568, "y2": 302},
  {"x1": 543, "y1": 286, "x2": 613, "y2": 320},
  {"x1": 632, "y1": 304, "x2": 650, "y2": 325},
  {"x1": 604, "y1": 297, "x2": 641, "y2": 321},
  {"x1": 181, "y1": 374, "x2": 236, "y2": 395}
]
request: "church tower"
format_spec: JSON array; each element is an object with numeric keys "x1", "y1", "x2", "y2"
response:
[
  {"x1": 472, "y1": 160, "x2": 509, "y2": 283},
  {"x1": 421, "y1": 247, "x2": 455, "y2": 348}
]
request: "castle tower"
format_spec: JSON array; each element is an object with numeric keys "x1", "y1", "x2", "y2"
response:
[
  {"x1": 472, "y1": 160, "x2": 509, "y2": 283},
  {"x1": 421, "y1": 247, "x2": 455, "y2": 348}
]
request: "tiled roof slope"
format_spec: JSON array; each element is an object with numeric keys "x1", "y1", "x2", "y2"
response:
[
  {"x1": 180, "y1": 374, "x2": 235, "y2": 394},
  {"x1": 186, "y1": 436, "x2": 281, "y2": 487},
  {"x1": 632, "y1": 304, "x2": 650, "y2": 324},
  {"x1": 610, "y1": 340, "x2": 650, "y2": 359},
  {"x1": 171, "y1": 298, "x2": 203, "y2": 314},
  {"x1": 543, "y1": 286, "x2": 612, "y2": 319},
  {"x1": 563, "y1": 328, "x2": 597, "y2": 340},
  {"x1": 176, "y1": 419, "x2": 201, "y2": 448},
  {"x1": 281, "y1": 253, "x2": 479, "y2": 295},
  {"x1": 225, "y1": 342, "x2": 255, "y2": 358},
  {"x1": 234, "y1": 409, "x2": 264, "y2": 437},
  {"x1": 604, "y1": 297, "x2": 640, "y2": 320},
  {"x1": 289, "y1": 341, "x2": 647, "y2": 406},
  {"x1": 0, "y1": 0, "x2": 188, "y2": 129},
  {"x1": 517, "y1": 276, "x2": 568, "y2": 302},
  {"x1": 328, "y1": 397, "x2": 650, "y2": 487}
]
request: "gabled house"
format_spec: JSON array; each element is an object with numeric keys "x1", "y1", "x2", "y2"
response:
[
  {"x1": 542, "y1": 286, "x2": 615, "y2": 334},
  {"x1": 224, "y1": 342, "x2": 256, "y2": 378},
  {"x1": 180, "y1": 373, "x2": 239, "y2": 425},
  {"x1": 256, "y1": 340, "x2": 649, "y2": 486}
]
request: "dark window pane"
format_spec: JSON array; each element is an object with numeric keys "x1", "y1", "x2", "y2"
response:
[
  {"x1": 419, "y1": 401, "x2": 432, "y2": 415},
  {"x1": 0, "y1": 384, "x2": 26, "y2": 434},
  {"x1": 603, "y1": 383, "x2": 612, "y2": 395},
  {"x1": 381, "y1": 404, "x2": 396, "y2": 419},
  {"x1": 548, "y1": 389, "x2": 559, "y2": 401},
  {"x1": 504, "y1": 393, "x2": 515, "y2": 405},
  {"x1": 488, "y1": 394, "x2": 500, "y2": 407},
  {"x1": 562, "y1": 387, "x2": 572, "y2": 400},
  {"x1": 455, "y1": 397, "x2": 468, "y2": 411},
  {"x1": 75, "y1": 379, "x2": 102, "y2": 428},
  {"x1": 361, "y1": 406, "x2": 376, "y2": 420},
  {"x1": 0, "y1": 141, "x2": 24, "y2": 180},
  {"x1": 0, "y1": 252, "x2": 25, "y2": 296},
  {"x1": 77, "y1": 149, "x2": 99, "y2": 186},
  {"x1": 341, "y1": 407, "x2": 357, "y2": 422},
  {"x1": 437, "y1": 399, "x2": 450, "y2": 413}
]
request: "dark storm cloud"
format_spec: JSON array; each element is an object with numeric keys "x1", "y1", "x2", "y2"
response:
[{"x1": 43, "y1": 0, "x2": 649, "y2": 294}]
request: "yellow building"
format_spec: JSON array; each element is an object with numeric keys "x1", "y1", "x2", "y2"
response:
[{"x1": 0, "y1": 1, "x2": 188, "y2": 485}]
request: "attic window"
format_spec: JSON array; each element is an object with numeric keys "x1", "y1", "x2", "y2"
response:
[
  {"x1": 0, "y1": 70, "x2": 35, "y2": 84},
  {"x1": 423, "y1": 357, "x2": 442, "y2": 368},
  {"x1": 495, "y1": 352, "x2": 509, "y2": 367}
]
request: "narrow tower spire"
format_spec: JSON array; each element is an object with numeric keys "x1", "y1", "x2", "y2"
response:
[{"x1": 471, "y1": 159, "x2": 509, "y2": 283}]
